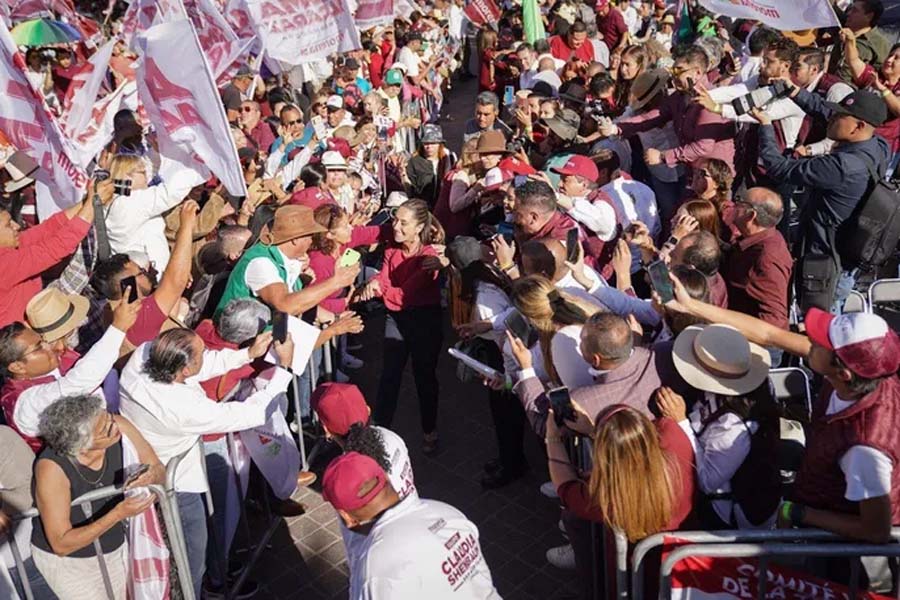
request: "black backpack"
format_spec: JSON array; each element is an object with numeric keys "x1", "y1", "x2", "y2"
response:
[{"x1": 836, "y1": 154, "x2": 900, "y2": 271}]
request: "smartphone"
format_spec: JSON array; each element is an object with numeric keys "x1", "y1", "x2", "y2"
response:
[
  {"x1": 119, "y1": 275, "x2": 139, "y2": 303},
  {"x1": 504, "y1": 310, "x2": 538, "y2": 348},
  {"x1": 503, "y1": 85, "x2": 515, "y2": 106},
  {"x1": 124, "y1": 463, "x2": 149, "y2": 487},
  {"x1": 647, "y1": 259, "x2": 674, "y2": 303},
  {"x1": 495, "y1": 220, "x2": 515, "y2": 243},
  {"x1": 565, "y1": 228, "x2": 580, "y2": 264},
  {"x1": 369, "y1": 209, "x2": 393, "y2": 226},
  {"x1": 272, "y1": 311, "x2": 288, "y2": 344},
  {"x1": 339, "y1": 248, "x2": 361, "y2": 267},
  {"x1": 685, "y1": 77, "x2": 697, "y2": 98},
  {"x1": 547, "y1": 386, "x2": 577, "y2": 427}
]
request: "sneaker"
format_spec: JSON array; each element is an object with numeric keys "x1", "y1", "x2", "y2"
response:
[
  {"x1": 341, "y1": 353, "x2": 364, "y2": 370},
  {"x1": 423, "y1": 431, "x2": 440, "y2": 455},
  {"x1": 203, "y1": 579, "x2": 260, "y2": 599},
  {"x1": 540, "y1": 481, "x2": 559, "y2": 499},
  {"x1": 545, "y1": 544, "x2": 576, "y2": 570}
]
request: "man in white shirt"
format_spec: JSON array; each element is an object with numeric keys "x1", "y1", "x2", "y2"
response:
[
  {"x1": 119, "y1": 327, "x2": 294, "y2": 597},
  {"x1": 323, "y1": 452, "x2": 500, "y2": 599},
  {"x1": 516, "y1": 43, "x2": 539, "y2": 90},
  {"x1": 0, "y1": 291, "x2": 140, "y2": 452},
  {"x1": 397, "y1": 32, "x2": 424, "y2": 79}
]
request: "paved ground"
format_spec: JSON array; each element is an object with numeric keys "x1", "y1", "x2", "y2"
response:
[{"x1": 237, "y1": 77, "x2": 582, "y2": 599}]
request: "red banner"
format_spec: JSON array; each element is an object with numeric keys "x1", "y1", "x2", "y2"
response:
[
  {"x1": 463, "y1": 0, "x2": 500, "y2": 28},
  {"x1": 665, "y1": 537, "x2": 892, "y2": 600}
]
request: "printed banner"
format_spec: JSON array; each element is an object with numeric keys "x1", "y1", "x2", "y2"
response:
[
  {"x1": 463, "y1": 0, "x2": 501, "y2": 28},
  {"x1": 355, "y1": 0, "x2": 393, "y2": 30},
  {"x1": 0, "y1": 21, "x2": 86, "y2": 213},
  {"x1": 697, "y1": 0, "x2": 838, "y2": 31},
  {"x1": 224, "y1": 0, "x2": 260, "y2": 51},
  {"x1": 121, "y1": 0, "x2": 186, "y2": 46},
  {"x1": 182, "y1": 0, "x2": 247, "y2": 79},
  {"x1": 666, "y1": 538, "x2": 891, "y2": 599},
  {"x1": 63, "y1": 38, "x2": 115, "y2": 136},
  {"x1": 245, "y1": 0, "x2": 361, "y2": 65},
  {"x1": 135, "y1": 18, "x2": 247, "y2": 196}
]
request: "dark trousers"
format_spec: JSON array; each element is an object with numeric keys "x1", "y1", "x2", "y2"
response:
[
  {"x1": 483, "y1": 340, "x2": 527, "y2": 470},
  {"x1": 374, "y1": 307, "x2": 443, "y2": 434}
]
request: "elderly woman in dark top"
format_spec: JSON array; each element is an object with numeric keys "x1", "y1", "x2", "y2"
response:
[{"x1": 31, "y1": 395, "x2": 163, "y2": 600}]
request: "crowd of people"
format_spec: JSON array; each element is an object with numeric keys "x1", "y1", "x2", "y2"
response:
[{"x1": 1, "y1": 0, "x2": 900, "y2": 598}]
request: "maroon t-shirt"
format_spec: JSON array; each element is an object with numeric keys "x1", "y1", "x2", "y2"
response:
[
  {"x1": 597, "y1": 8, "x2": 628, "y2": 50},
  {"x1": 126, "y1": 296, "x2": 168, "y2": 347}
]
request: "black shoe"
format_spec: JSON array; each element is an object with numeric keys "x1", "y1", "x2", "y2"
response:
[
  {"x1": 480, "y1": 464, "x2": 528, "y2": 489},
  {"x1": 483, "y1": 458, "x2": 502, "y2": 474}
]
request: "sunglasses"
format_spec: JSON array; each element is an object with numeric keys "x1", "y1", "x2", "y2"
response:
[
  {"x1": 283, "y1": 119, "x2": 303, "y2": 127},
  {"x1": 241, "y1": 106, "x2": 256, "y2": 113}
]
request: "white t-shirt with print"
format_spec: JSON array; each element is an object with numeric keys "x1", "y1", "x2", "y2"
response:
[
  {"x1": 350, "y1": 495, "x2": 500, "y2": 599},
  {"x1": 827, "y1": 392, "x2": 894, "y2": 501}
]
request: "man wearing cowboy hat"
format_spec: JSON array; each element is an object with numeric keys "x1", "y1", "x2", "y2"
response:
[
  {"x1": 215, "y1": 205, "x2": 360, "y2": 319},
  {"x1": 0, "y1": 287, "x2": 141, "y2": 452},
  {"x1": 664, "y1": 276, "x2": 900, "y2": 543}
]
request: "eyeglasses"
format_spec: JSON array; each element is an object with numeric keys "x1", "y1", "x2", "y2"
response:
[
  {"x1": 283, "y1": 119, "x2": 303, "y2": 127},
  {"x1": 17, "y1": 339, "x2": 50, "y2": 362},
  {"x1": 669, "y1": 66, "x2": 694, "y2": 76}
]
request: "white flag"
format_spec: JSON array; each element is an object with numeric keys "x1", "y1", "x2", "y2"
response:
[
  {"x1": 182, "y1": 0, "x2": 247, "y2": 79},
  {"x1": 697, "y1": 0, "x2": 838, "y2": 31},
  {"x1": 0, "y1": 21, "x2": 87, "y2": 213},
  {"x1": 63, "y1": 38, "x2": 116, "y2": 137},
  {"x1": 135, "y1": 18, "x2": 247, "y2": 197},
  {"x1": 245, "y1": 0, "x2": 361, "y2": 65},
  {"x1": 70, "y1": 82, "x2": 139, "y2": 168}
]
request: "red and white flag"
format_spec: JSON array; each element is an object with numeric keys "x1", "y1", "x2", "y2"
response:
[
  {"x1": 63, "y1": 38, "x2": 115, "y2": 136},
  {"x1": 223, "y1": 0, "x2": 259, "y2": 48},
  {"x1": 0, "y1": 20, "x2": 87, "y2": 213},
  {"x1": 355, "y1": 0, "x2": 393, "y2": 30},
  {"x1": 245, "y1": 0, "x2": 360, "y2": 65},
  {"x1": 121, "y1": 0, "x2": 186, "y2": 46},
  {"x1": 135, "y1": 18, "x2": 246, "y2": 196},
  {"x1": 463, "y1": 0, "x2": 501, "y2": 28},
  {"x1": 697, "y1": 0, "x2": 839, "y2": 31},
  {"x1": 181, "y1": 0, "x2": 247, "y2": 79},
  {"x1": 70, "y1": 82, "x2": 138, "y2": 168}
]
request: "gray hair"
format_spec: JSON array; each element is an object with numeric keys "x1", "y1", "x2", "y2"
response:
[
  {"x1": 144, "y1": 328, "x2": 198, "y2": 384},
  {"x1": 215, "y1": 299, "x2": 271, "y2": 345},
  {"x1": 475, "y1": 91, "x2": 499, "y2": 110},
  {"x1": 38, "y1": 395, "x2": 105, "y2": 457}
]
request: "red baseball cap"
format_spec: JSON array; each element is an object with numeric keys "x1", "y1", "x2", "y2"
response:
[
  {"x1": 483, "y1": 166, "x2": 514, "y2": 192},
  {"x1": 596, "y1": 0, "x2": 610, "y2": 8},
  {"x1": 322, "y1": 452, "x2": 387, "y2": 512},
  {"x1": 499, "y1": 156, "x2": 537, "y2": 176},
  {"x1": 288, "y1": 187, "x2": 333, "y2": 209},
  {"x1": 551, "y1": 155, "x2": 599, "y2": 182},
  {"x1": 311, "y1": 382, "x2": 369, "y2": 436},
  {"x1": 805, "y1": 308, "x2": 900, "y2": 379}
]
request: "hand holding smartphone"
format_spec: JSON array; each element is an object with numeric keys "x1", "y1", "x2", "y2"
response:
[
  {"x1": 119, "y1": 275, "x2": 139, "y2": 303},
  {"x1": 339, "y1": 248, "x2": 361, "y2": 267},
  {"x1": 647, "y1": 259, "x2": 674, "y2": 303},
  {"x1": 272, "y1": 311, "x2": 289, "y2": 344},
  {"x1": 565, "y1": 228, "x2": 580, "y2": 264},
  {"x1": 548, "y1": 386, "x2": 577, "y2": 428}
]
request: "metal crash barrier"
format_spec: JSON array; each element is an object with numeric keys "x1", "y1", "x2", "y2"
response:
[
  {"x1": 631, "y1": 528, "x2": 900, "y2": 600},
  {"x1": 2, "y1": 481, "x2": 192, "y2": 600}
]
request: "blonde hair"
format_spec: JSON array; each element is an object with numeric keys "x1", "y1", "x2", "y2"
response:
[
  {"x1": 509, "y1": 275, "x2": 595, "y2": 385},
  {"x1": 589, "y1": 406, "x2": 679, "y2": 542},
  {"x1": 108, "y1": 154, "x2": 145, "y2": 181}
]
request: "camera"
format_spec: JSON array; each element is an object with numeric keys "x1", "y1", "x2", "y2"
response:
[
  {"x1": 584, "y1": 99, "x2": 613, "y2": 121},
  {"x1": 507, "y1": 136, "x2": 529, "y2": 154},
  {"x1": 732, "y1": 80, "x2": 791, "y2": 116}
]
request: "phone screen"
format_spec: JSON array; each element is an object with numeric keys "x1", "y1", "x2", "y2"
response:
[
  {"x1": 119, "y1": 275, "x2": 139, "y2": 303},
  {"x1": 647, "y1": 259, "x2": 674, "y2": 303},
  {"x1": 125, "y1": 463, "x2": 149, "y2": 486},
  {"x1": 504, "y1": 310, "x2": 538, "y2": 348},
  {"x1": 547, "y1": 386, "x2": 577, "y2": 427},
  {"x1": 565, "y1": 228, "x2": 580, "y2": 264},
  {"x1": 272, "y1": 311, "x2": 288, "y2": 344}
]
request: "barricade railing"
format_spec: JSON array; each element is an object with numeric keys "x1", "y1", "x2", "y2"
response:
[
  {"x1": 658, "y1": 542, "x2": 900, "y2": 600},
  {"x1": 2, "y1": 481, "x2": 189, "y2": 600},
  {"x1": 631, "y1": 528, "x2": 900, "y2": 600}
]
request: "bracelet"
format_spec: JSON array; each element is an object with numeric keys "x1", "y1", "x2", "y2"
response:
[
  {"x1": 712, "y1": 103, "x2": 722, "y2": 114},
  {"x1": 502, "y1": 262, "x2": 516, "y2": 273},
  {"x1": 883, "y1": 88, "x2": 893, "y2": 98},
  {"x1": 544, "y1": 436, "x2": 565, "y2": 444},
  {"x1": 780, "y1": 501, "x2": 805, "y2": 527}
]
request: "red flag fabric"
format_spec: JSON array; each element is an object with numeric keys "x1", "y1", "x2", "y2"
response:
[{"x1": 463, "y1": 0, "x2": 501, "y2": 28}]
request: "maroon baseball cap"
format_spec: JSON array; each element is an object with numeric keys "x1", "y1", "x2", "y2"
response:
[
  {"x1": 311, "y1": 382, "x2": 369, "y2": 436},
  {"x1": 805, "y1": 308, "x2": 900, "y2": 379},
  {"x1": 499, "y1": 156, "x2": 537, "y2": 176},
  {"x1": 322, "y1": 452, "x2": 387, "y2": 512},
  {"x1": 551, "y1": 155, "x2": 599, "y2": 182}
]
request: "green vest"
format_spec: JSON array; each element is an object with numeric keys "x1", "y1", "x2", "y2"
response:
[{"x1": 214, "y1": 242, "x2": 303, "y2": 318}]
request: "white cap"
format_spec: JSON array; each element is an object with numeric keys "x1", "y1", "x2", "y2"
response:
[
  {"x1": 321, "y1": 151, "x2": 348, "y2": 170},
  {"x1": 326, "y1": 95, "x2": 344, "y2": 110},
  {"x1": 386, "y1": 191, "x2": 408, "y2": 208}
]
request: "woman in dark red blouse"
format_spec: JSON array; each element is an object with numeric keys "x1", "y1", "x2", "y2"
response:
[
  {"x1": 354, "y1": 199, "x2": 446, "y2": 453},
  {"x1": 545, "y1": 401, "x2": 696, "y2": 545}
]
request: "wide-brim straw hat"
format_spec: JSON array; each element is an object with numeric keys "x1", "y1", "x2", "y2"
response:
[
  {"x1": 261, "y1": 205, "x2": 327, "y2": 246},
  {"x1": 672, "y1": 324, "x2": 771, "y2": 396},
  {"x1": 25, "y1": 287, "x2": 90, "y2": 343}
]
